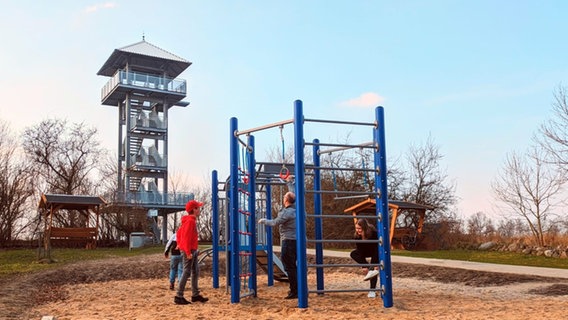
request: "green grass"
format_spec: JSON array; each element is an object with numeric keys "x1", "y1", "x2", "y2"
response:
[
  {"x1": 0, "y1": 244, "x2": 215, "y2": 279},
  {"x1": 0, "y1": 246, "x2": 164, "y2": 279},
  {"x1": 392, "y1": 249, "x2": 568, "y2": 270},
  {"x1": 2, "y1": 246, "x2": 567, "y2": 281}
]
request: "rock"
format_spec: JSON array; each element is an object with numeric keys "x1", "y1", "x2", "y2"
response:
[
  {"x1": 479, "y1": 242, "x2": 496, "y2": 250},
  {"x1": 507, "y1": 243, "x2": 519, "y2": 252}
]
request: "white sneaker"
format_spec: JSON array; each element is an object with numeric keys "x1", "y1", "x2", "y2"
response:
[
  {"x1": 367, "y1": 291, "x2": 376, "y2": 298},
  {"x1": 363, "y1": 269, "x2": 379, "y2": 281}
]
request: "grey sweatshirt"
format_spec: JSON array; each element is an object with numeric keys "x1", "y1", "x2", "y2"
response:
[{"x1": 263, "y1": 205, "x2": 296, "y2": 241}]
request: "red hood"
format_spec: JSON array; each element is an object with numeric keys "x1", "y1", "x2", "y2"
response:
[
  {"x1": 177, "y1": 214, "x2": 198, "y2": 254},
  {"x1": 181, "y1": 214, "x2": 195, "y2": 224}
]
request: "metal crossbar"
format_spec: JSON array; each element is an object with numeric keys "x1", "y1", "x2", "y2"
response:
[
  {"x1": 305, "y1": 165, "x2": 377, "y2": 172},
  {"x1": 235, "y1": 119, "x2": 293, "y2": 136},
  {"x1": 306, "y1": 239, "x2": 381, "y2": 243},
  {"x1": 305, "y1": 214, "x2": 377, "y2": 219},
  {"x1": 304, "y1": 118, "x2": 376, "y2": 127},
  {"x1": 307, "y1": 263, "x2": 381, "y2": 268},
  {"x1": 309, "y1": 288, "x2": 383, "y2": 294},
  {"x1": 306, "y1": 190, "x2": 380, "y2": 196}
]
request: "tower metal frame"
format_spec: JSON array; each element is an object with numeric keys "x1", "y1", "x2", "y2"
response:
[{"x1": 97, "y1": 40, "x2": 194, "y2": 242}]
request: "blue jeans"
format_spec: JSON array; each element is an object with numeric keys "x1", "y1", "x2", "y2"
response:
[
  {"x1": 281, "y1": 239, "x2": 297, "y2": 295},
  {"x1": 169, "y1": 254, "x2": 183, "y2": 284}
]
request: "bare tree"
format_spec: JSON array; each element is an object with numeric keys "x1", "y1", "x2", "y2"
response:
[
  {"x1": 22, "y1": 119, "x2": 103, "y2": 195},
  {"x1": 496, "y1": 218, "x2": 528, "y2": 239},
  {"x1": 0, "y1": 121, "x2": 35, "y2": 243},
  {"x1": 551, "y1": 216, "x2": 568, "y2": 236},
  {"x1": 466, "y1": 212, "x2": 495, "y2": 241},
  {"x1": 94, "y1": 153, "x2": 136, "y2": 242},
  {"x1": 96, "y1": 152, "x2": 120, "y2": 198},
  {"x1": 167, "y1": 169, "x2": 193, "y2": 235},
  {"x1": 193, "y1": 182, "x2": 213, "y2": 242},
  {"x1": 398, "y1": 135, "x2": 457, "y2": 222},
  {"x1": 387, "y1": 154, "x2": 407, "y2": 201},
  {"x1": 491, "y1": 147, "x2": 566, "y2": 246},
  {"x1": 539, "y1": 85, "x2": 568, "y2": 170},
  {"x1": 22, "y1": 119, "x2": 104, "y2": 228}
]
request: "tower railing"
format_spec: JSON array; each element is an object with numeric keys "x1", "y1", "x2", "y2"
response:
[
  {"x1": 106, "y1": 191, "x2": 193, "y2": 206},
  {"x1": 101, "y1": 69, "x2": 187, "y2": 100}
]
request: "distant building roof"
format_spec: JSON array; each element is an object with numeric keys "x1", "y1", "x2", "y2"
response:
[{"x1": 97, "y1": 39, "x2": 191, "y2": 78}]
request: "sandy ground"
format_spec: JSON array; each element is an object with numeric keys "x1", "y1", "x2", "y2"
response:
[{"x1": 2, "y1": 253, "x2": 568, "y2": 320}]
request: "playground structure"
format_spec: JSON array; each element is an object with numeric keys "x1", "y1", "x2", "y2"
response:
[
  {"x1": 97, "y1": 39, "x2": 195, "y2": 243},
  {"x1": 211, "y1": 100, "x2": 393, "y2": 309}
]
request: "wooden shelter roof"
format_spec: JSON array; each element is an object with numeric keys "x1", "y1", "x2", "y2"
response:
[
  {"x1": 343, "y1": 198, "x2": 433, "y2": 214},
  {"x1": 39, "y1": 194, "x2": 106, "y2": 212}
]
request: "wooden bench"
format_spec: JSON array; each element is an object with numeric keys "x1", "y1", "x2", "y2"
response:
[{"x1": 49, "y1": 227, "x2": 97, "y2": 249}]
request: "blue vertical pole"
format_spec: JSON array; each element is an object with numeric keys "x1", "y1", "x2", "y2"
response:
[
  {"x1": 229, "y1": 117, "x2": 240, "y2": 303},
  {"x1": 293, "y1": 99, "x2": 308, "y2": 308},
  {"x1": 374, "y1": 106, "x2": 393, "y2": 308},
  {"x1": 265, "y1": 183, "x2": 274, "y2": 286},
  {"x1": 312, "y1": 139, "x2": 324, "y2": 293},
  {"x1": 212, "y1": 170, "x2": 219, "y2": 289},
  {"x1": 247, "y1": 135, "x2": 257, "y2": 296}
]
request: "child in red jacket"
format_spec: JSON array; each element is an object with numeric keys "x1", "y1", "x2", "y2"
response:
[{"x1": 174, "y1": 200, "x2": 209, "y2": 305}]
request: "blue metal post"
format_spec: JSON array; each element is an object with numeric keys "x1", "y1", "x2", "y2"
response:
[
  {"x1": 212, "y1": 170, "x2": 219, "y2": 289},
  {"x1": 266, "y1": 183, "x2": 274, "y2": 286},
  {"x1": 247, "y1": 135, "x2": 257, "y2": 296},
  {"x1": 374, "y1": 106, "x2": 393, "y2": 307},
  {"x1": 312, "y1": 139, "x2": 324, "y2": 293},
  {"x1": 293, "y1": 100, "x2": 308, "y2": 308},
  {"x1": 229, "y1": 117, "x2": 240, "y2": 303}
]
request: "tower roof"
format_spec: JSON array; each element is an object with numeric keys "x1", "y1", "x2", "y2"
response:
[{"x1": 97, "y1": 40, "x2": 191, "y2": 78}]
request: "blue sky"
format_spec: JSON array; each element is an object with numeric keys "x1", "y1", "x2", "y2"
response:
[{"x1": 1, "y1": 1, "x2": 567, "y2": 219}]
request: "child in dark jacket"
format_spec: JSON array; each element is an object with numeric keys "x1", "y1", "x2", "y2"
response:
[
  {"x1": 350, "y1": 218, "x2": 380, "y2": 298},
  {"x1": 164, "y1": 232, "x2": 183, "y2": 290}
]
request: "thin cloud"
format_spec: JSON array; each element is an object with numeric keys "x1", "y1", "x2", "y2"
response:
[
  {"x1": 84, "y1": 2, "x2": 117, "y2": 14},
  {"x1": 340, "y1": 92, "x2": 385, "y2": 108}
]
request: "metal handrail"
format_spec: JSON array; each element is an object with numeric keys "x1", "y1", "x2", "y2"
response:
[{"x1": 101, "y1": 69, "x2": 187, "y2": 100}]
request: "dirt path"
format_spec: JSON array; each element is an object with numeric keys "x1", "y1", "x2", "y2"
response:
[{"x1": 2, "y1": 254, "x2": 567, "y2": 319}]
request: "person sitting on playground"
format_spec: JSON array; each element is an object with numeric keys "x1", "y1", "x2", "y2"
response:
[
  {"x1": 174, "y1": 200, "x2": 209, "y2": 305},
  {"x1": 258, "y1": 191, "x2": 298, "y2": 299},
  {"x1": 350, "y1": 218, "x2": 380, "y2": 298},
  {"x1": 164, "y1": 231, "x2": 183, "y2": 290}
]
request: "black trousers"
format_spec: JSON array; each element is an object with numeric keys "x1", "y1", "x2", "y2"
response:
[
  {"x1": 281, "y1": 239, "x2": 297, "y2": 295},
  {"x1": 350, "y1": 248, "x2": 378, "y2": 289}
]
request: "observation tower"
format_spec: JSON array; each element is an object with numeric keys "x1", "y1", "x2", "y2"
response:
[{"x1": 97, "y1": 38, "x2": 192, "y2": 242}]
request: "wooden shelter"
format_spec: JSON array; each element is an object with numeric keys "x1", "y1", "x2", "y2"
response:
[
  {"x1": 343, "y1": 198, "x2": 433, "y2": 249},
  {"x1": 38, "y1": 194, "x2": 106, "y2": 253}
]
